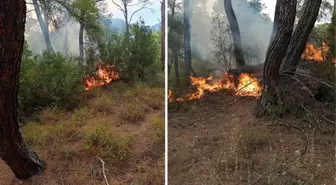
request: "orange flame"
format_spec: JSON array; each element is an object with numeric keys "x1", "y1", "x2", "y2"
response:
[
  {"x1": 302, "y1": 42, "x2": 329, "y2": 62},
  {"x1": 169, "y1": 73, "x2": 262, "y2": 102},
  {"x1": 84, "y1": 63, "x2": 120, "y2": 91}
]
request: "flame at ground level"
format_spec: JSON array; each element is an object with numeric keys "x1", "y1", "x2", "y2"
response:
[
  {"x1": 84, "y1": 63, "x2": 120, "y2": 91},
  {"x1": 169, "y1": 73, "x2": 262, "y2": 102},
  {"x1": 302, "y1": 42, "x2": 329, "y2": 62}
]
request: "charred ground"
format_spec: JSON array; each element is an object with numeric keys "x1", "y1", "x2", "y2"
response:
[{"x1": 168, "y1": 92, "x2": 335, "y2": 185}]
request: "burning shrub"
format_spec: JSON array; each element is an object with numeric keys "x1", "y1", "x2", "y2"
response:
[
  {"x1": 19, "y1": 48, "x2": 85, "y2": 115},
  {"x1": 100, "y1": 19, "x2": 160, "y2": 82}
]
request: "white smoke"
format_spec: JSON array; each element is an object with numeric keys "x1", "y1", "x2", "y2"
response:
[{"x1": 189, "y1": 0, "x2": 274, "y2": 69}]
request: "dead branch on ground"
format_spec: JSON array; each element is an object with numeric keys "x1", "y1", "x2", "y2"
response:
[{"x1": 97, "y1": 157, "x2": 110, "y2": 185}]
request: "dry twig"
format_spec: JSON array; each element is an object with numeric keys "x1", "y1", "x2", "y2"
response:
[{"x1": 97, "y1": 157, "x2": 110, "y2": 185}]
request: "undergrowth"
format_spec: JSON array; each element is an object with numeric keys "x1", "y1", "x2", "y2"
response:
[{"x1": 84, "y1": 124, "x2": 133, "y2": 164}]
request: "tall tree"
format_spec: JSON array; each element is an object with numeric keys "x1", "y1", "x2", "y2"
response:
[
  {"x1": 327, "y1": 5, "x2": 335, "y2": 59},
  {"x1": 183, "y1": 0, "x2": 192, "y2": 78},
  {"x1": 72, "y1": 0, "x2": 102, "y2": 61},
  {"x1": 223, "y1": 0, "x2": 245, "y2": 68},
  {"x1": 281, "y1": 0, "x2": 322, "y2": 74},
  {"x1": 111, "y1": 0, "x2": 150, "y2": 43},
  {"x1": 256, "y1": 0, "x2": 297, "y2": 117},
  {"x1": 0, "y1": 0, "x2": 45, "y2": 179},
  {"x1": 168, "y1": 0, "x2": 183, "y2": 84},
  {"x1": 32, "y1": 0, "x2": 55, "y2": 53},
  {"x1": 161, "y1": 1, "x2": 165, "y2": 71},
  {"x1": 268, "y1": 2, "x2": 280, "y2": 47}
]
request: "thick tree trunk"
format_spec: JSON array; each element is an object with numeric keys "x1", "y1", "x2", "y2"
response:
[
  {"x1": 0, "y1": 0, "x2": 45, "y2": 179},
  {"x1": 224, "y1": 0, "x2": 245, "y2": 68},
  {"x1": 173, "y1": 51, "x2": 180, "y2": 84},
  {"x1": 32, "y1": 0, "x2": 54, "y2": 53},
  {"x1": 280, "y1": 0, "x2": 322, "y2": 74},
  {"x1": 184, "y1": 0, "x2": 192, "y2": 78},
  {"x1": 79, "y1": 22, "x2": 84, "y2": 61},
  {"x1": 329, "y1": 8, "x2": 336, "y2": 58},
  {"x1": 256, "y1": 0, "x2": 297, "y2": 117},
  {"x1": 161, "y1": 1, "x2": 165, "y2": 71}
]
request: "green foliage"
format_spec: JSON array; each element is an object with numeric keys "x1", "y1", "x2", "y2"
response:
[
  {"x1": 19, "y1": 43, "x2": 85, "y2": 115},
  {"x1": 23, "y1": 120, "x2": 79, "y2": 147},
  {"x1": 101, "y1": 19, "x2": 160, "y2": 82},
  {"x1": 150, "y1": 115, "x2": 165, "y2": 143},
  {"x1": 84, "y1": 124, "x2": 133, "y2": 164}
]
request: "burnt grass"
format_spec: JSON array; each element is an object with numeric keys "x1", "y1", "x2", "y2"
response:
[{"x1": 168, "y1": 92, "x2": 335, "y2": 185}]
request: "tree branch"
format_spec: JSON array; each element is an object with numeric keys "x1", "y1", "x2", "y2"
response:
[{"x1": 129, "y1": 1, "x2": 149, "y2": 23}]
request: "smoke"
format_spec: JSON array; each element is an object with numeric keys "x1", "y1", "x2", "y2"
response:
[
  {"x1": 189, "y1": 0, "x2": 274, "y2": 71},
  {"x1": 24, "y1": 19, "x2": 81, "y2": 56}
]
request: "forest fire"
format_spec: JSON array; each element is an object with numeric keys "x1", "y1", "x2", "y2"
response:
[
  {"x1": 302, "y1": 42, "x2": 336, "y2": 64},
  {"x1": 169, "y1": 73, "x2": 262, "y2": 102},
  {"x1": 302, "y1": 42, "x2": 329, "y2": 62},
  {"x1": 84, "y1": 63, "x2": 120, "y2": 91}
]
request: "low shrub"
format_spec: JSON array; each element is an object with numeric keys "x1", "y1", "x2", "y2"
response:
[
  {"x1": 150, "y1": 114, "x2": 165, "y2": 143},
  {"x1": 19, "y1": 44, "x2": 85, "y2": 115},
  {"x1": 84, "y1": 124, "x2": 133, "y2": 164}
]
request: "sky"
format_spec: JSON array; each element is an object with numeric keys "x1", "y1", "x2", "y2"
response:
[
  {"x1": 106, "y1": 0, "x2": 161, "y2": 26},
  {"x1": 260, "y1": 0, "x2": 334, "y2": 21},
  {"x1": 260, "y1": 0, "x2": 277, "y2": 20}
]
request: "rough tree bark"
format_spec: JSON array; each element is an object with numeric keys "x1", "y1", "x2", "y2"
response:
[
  {"x1": 0, "y1": 0, "x2": 45, "y2": 179},
  {"x1": 281, "y1": 0, "x2": 322, "y2": 74},
  {"x1": 32, "y1": 0, "x2": 54, "y2": 53},
  {"x1": 223, "y1": 0, "x2": 245, "y2": 68},
  {"x1": 329, "y1": 7, "x2": 336, "y2": 58},
  {"x1": 161, "y1": 1, "x2": 165, "y2": 71},
  {"x1": 183, "y1": 0, "x2": 192, "y2": 78},
  {"x1": 170, "y1": 1, "x2": 180, "y2": 84},
  {"x1": 256, "y1": 0, "x2": 297, "y2": 117}
]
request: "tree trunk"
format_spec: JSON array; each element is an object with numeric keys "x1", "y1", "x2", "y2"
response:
[
  {"x1": 224, "y1": 0, "x2": 245, "y2": 68},
  {"x1": 124, "y1": 2, "x2": 130, "y2": 44},
  {"x1": 0, "y1": 0, "x2": 45, "y2": 179},
  {"x1": 64, "y1": 24, "x2": 69, "y2": 56},
  {"x1": 329, "y1": 7, "x2": 336, "y2": 59},
  {"x1": 161, "y1": 1, "x2": 165, "y2": 71},
  {"x1": 184, "y1": 0, "x2": 192, "y2": 78},
  {"x1": 268, "y1": 1, "x2": 280, "y2": 47},
  {"x1": 256, "y1": 0, "x2": 297, "y2": 117},
  {"x1": 32, "y1": 0, "x2": 54, "y2": 53},
  {"x1": 280, "y1": 0, "x2": 322, "y2": 74},
  {"x1": 173, "y1": 51, "x2": 180, "y2": 84},
  {"x1": 79, "y1": 22, "x2": 84, "y2": 61}
]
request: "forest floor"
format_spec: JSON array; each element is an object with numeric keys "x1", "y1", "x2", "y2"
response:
[
  {"x1": 168, "y1": 91, "x2": 335, "y2": 185},
  {"x1": 0, "y1": 82, "x2": 165, "y2": 185}
]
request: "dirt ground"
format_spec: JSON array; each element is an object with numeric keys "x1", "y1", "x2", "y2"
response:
[
  {"x1": 168, "y1": 92, "x2": 335, "y2": 185},
  {"x1": 0, "y1": 84, "x2": 165, "y2": 185}
]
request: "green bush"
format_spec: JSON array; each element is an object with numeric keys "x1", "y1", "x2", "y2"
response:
[
  {"x1": 101, "y1": 19, "x2": 160, "y2": 82},
  {"x1": 19, "y1": 43, "x2": 85, "y2": 115},
  {"x1": 150, "y1": 115, "x2": 165, "y2": 143},
  {"x1": 84, "y1": 124, "x2": 133, "y2": 164}
]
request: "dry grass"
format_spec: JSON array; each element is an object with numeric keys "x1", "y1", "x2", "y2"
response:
[
  {"x1": 168, "y1": 93, "x2": 335, "y2": 185},
  {"x1": 150, "y1": 114, "x2": 165, "y2": 143},
  {"x1": 83, "y1": 124, "x2": 133, "y2": 164},
  {"x1": 0, "y1": 82, "x2": 164, "y2": 185}
]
